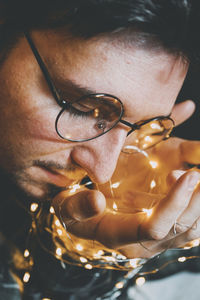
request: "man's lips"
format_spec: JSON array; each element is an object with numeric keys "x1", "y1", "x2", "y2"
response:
[{"x1": 38, "y1": 166, "x2": 75, "y2": 187}]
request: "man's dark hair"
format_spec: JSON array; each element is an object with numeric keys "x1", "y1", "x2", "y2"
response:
[{"x1": 0, "y1": 0, "x2": 200, "y2": 65}]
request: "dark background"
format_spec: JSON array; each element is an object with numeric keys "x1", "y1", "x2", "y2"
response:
[{"x1": 174, "y1": 67, "x2": 200, "y2": 140}]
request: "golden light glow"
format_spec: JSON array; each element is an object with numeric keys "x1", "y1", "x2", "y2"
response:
[
  {"x1": 144, "y1": 136, "x2": 152, "y2": 143},
  {"x1": 113, "y1": 202, "x2": 118, "y2": 210},
  {"x1": 56, "y1": 247, "x2": 62, "y2": 256},
  {"x1": 149, "y1": 160, "x2": 158, "y2": 169},
  {"x1": 80, "y1": 257, "x2": 88, "y2": 263},
  {"x1": 97, "y1": 250, "x2": 104, "y2": 256},
  {"x1": 57, "y1": 229, "x2": 63, "y2": 236},
  {"x1": 151, "y1": 123, "x2": 161, "y2": 130},
  {"x1": 111, "y1": 182, "x2": 120, "y2": 189},
  {"x1": 129, "y1": 258, "x2": 140, "y2": 268},
  {"x1": 42, "y1": 298, "x2": 51, "y2": 300},
  {"x1": 85, "y1": 264, "x2": 93, "y2": 270},
  {"x1": 69, "y1": 184, "x2": 81, "y2": 194},
  {"x1": 23, "y1": 272, "x2": 30, "y2": 283},
  {"x1": 76, "y1": 244, "x2": 83, "y2": 251},
  {"x1": 178, "y1": 256, "x2": 186, "y2": 263},
  {"x1": 24, "y1": 249, "x2": 30, "y2": 258},
  {"x1": 136, "y1": 277, "x2": 146, "y2": 286},
  {"x1": 104, "y1": 256, "x2": 116, "y2": 262},
  {"x1": 55, "y1": 220, "x2": 61, "y2": 227},
  {"x1": 115, "y1": 281, "x2": 124, "y2": 289},
  {"x1": 49, "y1": 206, "x2": 55, "y2": 214},
  {"x1": 30, "y1": 203, "x2": 39, "y2": 212},
  {"x1": 150, "y1": 180, "x2": 156, "y2": 189},
  {"x1": 142, "y1": 208, "x2": 153, "y2": 217},
  {"x1": 191, "y1": 239, "x2": 200, "y2": 247}
]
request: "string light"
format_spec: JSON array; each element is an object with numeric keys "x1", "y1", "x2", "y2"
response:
[
  {"x1": 30, "y1": 203, "x2": 38, "y2": 212},
  {"x1": 150, "y1": 180, "x2": 156, "y2": 189},
  {"x1": 85, "y1": 264, "x2": 93, "y2": 270},
  {"x1": 76, "y1": 244, "x2": 83, "y2": 251},
  {"x1": 113, "y1": 202, "x2": 118, "y2": 210},
  {"x1": 23, "y1": 272, "x2": 30, "y2": 283},
  {"x1": 57, "y1": 229, "x2": 63, "y2": 236},
  {"x1": 115, "y1": 281, "x2": 124, "y2": 289},
  {"x1": 191, "y1": 239, "x2": 200, "y2": 247},
  {"x1": 24, "y1": 249, "x2": 30, "y2": 258},
  {"x1": 56, "y1": 248, "x2": 62, "y2": 256},
  {"x1": 178, "y1": 256, "x2": 186, "y2": 263},
  {"x1": 149, "y1": 160, "x2": 158, "y2": 169},
  {"x1": 55, "y1": 220, "x2": 61, "y2": 227},
  {"x1": 80, "y1": 257, "x2": 88, "y2": 263},
  {"x1": 142, "y1": 208, "x2": 153, "y2": 217},
  {"x1": 49, "y1": 206, "x2": 55, "y2": 214},
  {"x1": 129, "y1": 259, "x2": 140, "y2": 268},
  {"x1": 69, "y1": 184, "x2": 81, "y2": 194},
  {"x1": 111, "y1": 182, "x2": 120, "y2": 188},
  {"x1": 136, "y1": 277, "x2": 146, "y2": 286}
]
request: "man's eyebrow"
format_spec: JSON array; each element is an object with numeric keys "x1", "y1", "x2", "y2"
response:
[{"x1": 53, "y1": 77, "x2": 97, "y2": 98}]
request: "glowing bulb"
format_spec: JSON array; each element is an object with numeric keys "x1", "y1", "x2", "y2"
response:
[
  {"x1": 55, "y1": 220, "x2": 61, "y2": 227},
  {"x1": 76, "y1": 244, "x2": 83, "y2": 251},
  {"x1": 178, "y1": 256, "x2": 186, "y2": 263},
  {"x1": 113, "y1": 202, "x2": 118, "y2": 210},
  {"x1": 42, "y1": 298, "x2": 51, "y2": 300},
  {"x1": 30, "y1": 203, "x2": 38, "y2": 212},
  {"x1": 136, "y1": 277, "x2": 145, "y2": 286},
  {"x1": 129, "y1": 258, "x2": 140, "y2": 268},
  {"x1": 142, "y1": 208, "x2": 153, "y2": 217},
  {"x1": 23, "y1": 272, "x2": 30, "y2": 283},
  {"x1": 150, "y1": 180, "x2": 156, "y2": 189},
  {"x1": 57, "y1": 229, "x2": 63, "y2": 236},
  {"x1": 97, "y1": 250, "x2": 104, "y2": 256},
  {"x1": 115, "y1": 281, "x2": 124, "y2": 289},
  {"x1": 191, "y1": 239, "x2": 200, "y2": 247},
  {"x1": 144, "y1": 136, "x2": 152, "y2": 143},
  {"x1": 24, "y1": 249, "x2": 30, "y2": 258},
  {"x1": 149, "y1": 160, "x2": 158, "y2": 169},
  {"x1": 80, "y1": 257, "x2": 88, "y2": 263},
  {"x1": 69, "y1": 184, "x2": 81, "y2": 194},
  {"x1": 56, "y1": 247, "x2": 62, "y2": 256},
  {"x1": 151, "y1": 123, "x2": 161, "y2": 130},
  {"x1": 111, "y1": 182, "x2": 120, "y2": 188},
  {"x1": 49, "y1": 206, "x2": 55, "y2": 214},
  {"x1": 85, "y1": 264, "x2": 93, "y2": 270}
]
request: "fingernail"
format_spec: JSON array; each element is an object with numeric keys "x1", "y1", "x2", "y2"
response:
[{"x1": 188, "y1": 172, "x2": 200, "y2": 190}]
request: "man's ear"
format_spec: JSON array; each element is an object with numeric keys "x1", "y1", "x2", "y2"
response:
[{"x1": 171, "y1": 100, "x2": 196, "y2": 127}]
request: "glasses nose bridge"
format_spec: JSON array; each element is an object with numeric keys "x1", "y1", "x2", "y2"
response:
[{"x1": 119, "y1": 119, "x2": 140, "y2": 137}]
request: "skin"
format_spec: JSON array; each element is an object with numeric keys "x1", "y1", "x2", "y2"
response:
[{"x1": 0, "y1": 29, "x2": 199, "y2": 258}]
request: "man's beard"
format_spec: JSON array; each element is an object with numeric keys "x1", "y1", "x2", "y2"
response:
[{"x1": 0, "y1": 167, "x2": 66, "y2": 208}]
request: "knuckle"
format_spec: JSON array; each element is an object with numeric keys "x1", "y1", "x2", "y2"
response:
[{"x1": 146, "y1": 227, "x2": 167, "y2": 241}]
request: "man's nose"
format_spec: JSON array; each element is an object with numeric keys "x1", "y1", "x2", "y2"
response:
[{"x1": 71, "y1": 128, "x2": 127, "y2": 184}]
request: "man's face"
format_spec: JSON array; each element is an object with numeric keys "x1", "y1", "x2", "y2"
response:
[{"x1": 0, "y1": 29, "x2": 188, "y2": 201}]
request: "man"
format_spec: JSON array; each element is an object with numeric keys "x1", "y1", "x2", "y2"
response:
[{"x1": 0, "y1": 0, "x2": 200, "y2": 299}]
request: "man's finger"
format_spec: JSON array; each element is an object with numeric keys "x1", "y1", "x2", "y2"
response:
[{"x1": 52, "y1": 190, "x2": 106, "y2": 221}]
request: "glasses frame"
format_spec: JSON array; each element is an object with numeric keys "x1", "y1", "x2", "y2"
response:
[{"x1": 24, "y1": 32, "x2": 175, "y2": 145}]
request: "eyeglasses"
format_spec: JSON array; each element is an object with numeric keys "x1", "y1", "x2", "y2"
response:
[{"x1": 24, "y1": 32, "x2": 175, "y2": 153}]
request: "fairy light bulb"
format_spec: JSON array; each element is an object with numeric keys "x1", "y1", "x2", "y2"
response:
[
  {"x1": 69, "y1": 184, "x2": 81, "y2": 194},
  {"x1": 30, "y1": 203, "x2": 38, "y2": 212},
  {"x1": 178, "y1": 256, "x2": 186, "y2": 263},
  {"x1": 80, "y1": 257, "x2": 88, "y2": 263},
  {"x1": 142, "y1": 208, "x2": 153, "y2": 217},
  {"x1": 24, "y1": 249, "x2": 30, "y2": 258},
  {"x1": 56, "y1": 247, "x2": 62, "y2": 256},
  {"x1": 55, "y1": 219, "x2": 61, "y2": 227},
  {"x1": 85, "y1": 264, "x2": 93, "y2": 270},
  {"x1": 113, "y1": 202, "x2": 118, "y2": 210},
  {"x1": 49, "y1": 206, "x2": 55, "y2": 214},
  {"x1": 150, "y1": 180, "x2": 156, "y2": 189},
  {"x1": 23, "y1": 272, "x2": 30, "y2": 283},
  {"x1": 136, "y1": 277, "x2": 146, "y2": 286},
  {"x1": 115, "y1": 281, "x2": 124, "y2": 289},
  {"x1": 76, "y1": 244, "x2": 83, "y2": 251},
  {"x1": 149, "y1": 160, "x2": 158, "y2": 169}
]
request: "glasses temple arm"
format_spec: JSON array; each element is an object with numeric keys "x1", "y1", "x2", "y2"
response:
[{"x1": 24, "y1": 31, "x2": 62, "y2": 106}]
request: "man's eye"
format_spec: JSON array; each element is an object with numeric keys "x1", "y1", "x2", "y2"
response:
[{"x1": 68, "y1": 104, "x2": 94, "y2": 118}]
